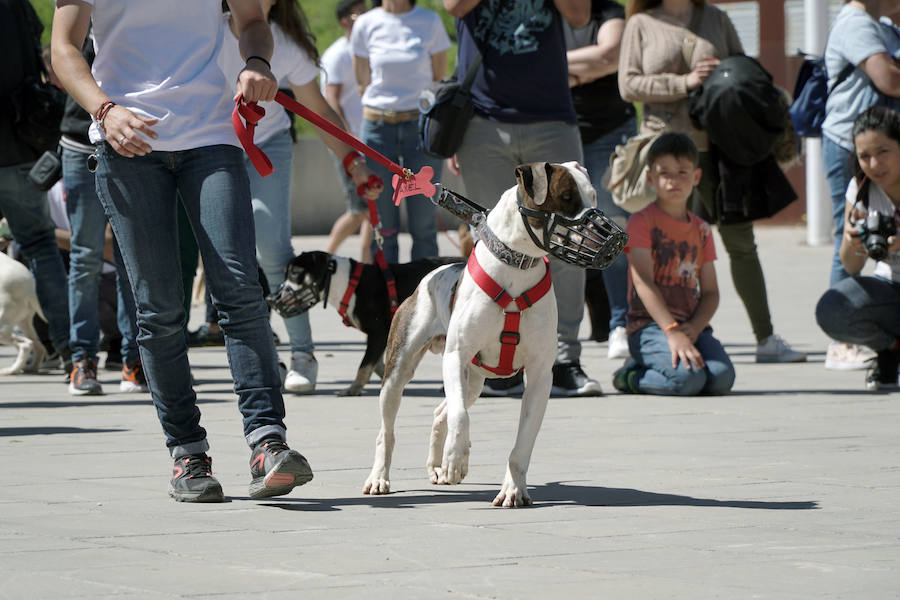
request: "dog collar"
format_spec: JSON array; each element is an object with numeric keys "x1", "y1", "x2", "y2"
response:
[{"x1": 475, "y1": 222, "x2": 544, "y2": 270}]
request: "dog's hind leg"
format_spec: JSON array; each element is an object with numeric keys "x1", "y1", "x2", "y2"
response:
[
  {"x1": 429, "y1": 370, "x2": 483, "y2": 484},
  {"x1": 0, "y1": 328, "x2": 32, "y2": 376},
  {"x1": 363, "y1": 300, "x2": 436, "y2": 495},
  {"x1": 17, "y1": 316, "x2": 45, "y2": 373}
]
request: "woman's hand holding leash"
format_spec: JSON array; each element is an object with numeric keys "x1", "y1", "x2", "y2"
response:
[{"x1": 235, "y1": 57, "x2": 277, "y2": 103}]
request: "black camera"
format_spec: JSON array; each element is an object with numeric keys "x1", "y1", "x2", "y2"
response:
[{"x1": 854, "y1": 212, "x2": 897, "y2": 261}]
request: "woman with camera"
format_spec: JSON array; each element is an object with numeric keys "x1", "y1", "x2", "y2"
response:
[{"x1": 816, "y1": 106, "x2": 900, "y2": 391}]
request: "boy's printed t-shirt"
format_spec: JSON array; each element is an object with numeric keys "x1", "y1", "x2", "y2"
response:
[{"x1": 624, "y1": 203, "x2": 717, "y2": 334}]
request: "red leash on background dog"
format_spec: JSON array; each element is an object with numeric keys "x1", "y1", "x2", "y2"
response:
[{"x1": 232, "y1": 92, "x2": 436, "y2": 319}]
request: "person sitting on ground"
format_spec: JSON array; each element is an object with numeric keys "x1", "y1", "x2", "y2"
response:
[
  {"x1": 613, "y1": 133, "x2": 736, "y2": 395},
  {"x1": 816, "y1": 106, "x2": 900, "y2": 391}
]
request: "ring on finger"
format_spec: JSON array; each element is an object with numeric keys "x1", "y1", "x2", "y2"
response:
[{"x1": 119, "y1": 136, "x2": 128, "y2": 145}]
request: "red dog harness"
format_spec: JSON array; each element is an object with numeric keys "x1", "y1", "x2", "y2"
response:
[{"x1": 466, "y1": 250, "x2": 552, "y2": 376}]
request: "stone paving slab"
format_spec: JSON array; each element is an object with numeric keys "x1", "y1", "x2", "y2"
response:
[{"x1": 1, "y1": 227, "x2": 898, "y2": 599}]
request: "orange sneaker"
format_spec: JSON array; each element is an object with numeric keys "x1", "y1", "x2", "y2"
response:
[{"x1": 120, "y1": 361, "x2": 149, "y2": 393}]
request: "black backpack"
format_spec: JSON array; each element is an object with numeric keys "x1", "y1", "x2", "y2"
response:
[{"x1": 688, "y1": 55, "x2": 786, "y2": 166}]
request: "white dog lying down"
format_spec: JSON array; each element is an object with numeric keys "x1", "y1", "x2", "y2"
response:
[
  {"x1": 0, "y1": 252, "x2": 46, "y2": 375},
  {"x1": 363, "y1": 161, "x2": 627, "y2": 507}
]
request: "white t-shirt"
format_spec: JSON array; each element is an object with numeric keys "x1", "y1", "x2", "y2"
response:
[
  {"x1": 219, "y1": 14, "x2": 319, "y2": 145},
  {"x1": 350, "y1": 6, "x2": 450, "y2": 111},
  {"x1": 320, "y1": 36, "x2": 363, "y2": 137},
  {"x1": 846, "y1": 178, "x2": 900, "y2": 282},
  {"x1": 84, "y1": 0, "x2": 238, "y2": 151}
]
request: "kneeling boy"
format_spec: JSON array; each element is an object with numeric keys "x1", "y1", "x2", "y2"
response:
[{"x1": 613, "y1": 133, "x2": 735, "y2": 395}]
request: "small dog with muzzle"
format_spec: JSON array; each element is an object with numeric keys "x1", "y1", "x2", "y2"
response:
[
  {"x1": 0, "y1": 252, "x2": 47, "y2": 375},
  {"x1": 363, "y1": 161, "x2": 627, "y2": 507},
  {"x1": 267, "y1": 251, "x2": 462, "y2": 396}
]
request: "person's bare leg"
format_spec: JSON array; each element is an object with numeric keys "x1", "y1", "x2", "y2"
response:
[
  {"x1": 325, "y1": 212, "x2": 368, "y2": 256},
  {"x1": 359, "y1": 220, "x2": 373, "y2": 264}
]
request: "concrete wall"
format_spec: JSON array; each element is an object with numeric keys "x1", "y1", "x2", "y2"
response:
[{"x1": 288, "y1": 138, "x2": 468, "y2": 235}]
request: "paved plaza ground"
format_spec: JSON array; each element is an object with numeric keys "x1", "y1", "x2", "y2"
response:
[{"x1": 1, "y1": 227, "x2": 898, "y2": 598}]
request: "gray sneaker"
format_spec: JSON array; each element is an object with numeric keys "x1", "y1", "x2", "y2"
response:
[
  {"x1": 284, "y1": 351, "x2": 317, "y2": 393},
  {"x1": 755, "y1": 334, "x2": 806, "y2": 363}
]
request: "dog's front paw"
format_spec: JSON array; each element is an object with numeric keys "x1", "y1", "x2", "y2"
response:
[
  {"x1": 363, "y1": 475, "x2": 391, "y2": 495},
  {"x1": 336, "y1": 384, "x2": 364, "y2": 397},
  {"x1": 492, "y1": 480, "x2": 532, "y2": 508},
  {"x1": 426, "y1": 464, "x2": 442, "y2": 484},
  {"x1": 438, "y1": 448, "x2": 469, "y2": 485}
]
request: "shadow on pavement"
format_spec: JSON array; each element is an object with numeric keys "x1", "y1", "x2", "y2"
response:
[
  {"x1": 0, "y1": 426, "x2": 128, "y2": 436},
  {"x1": 0, "y1": 398, "x2": 227, "y2": 409},
  {"x1": 243, "y1": 480, "x2": 818, "y2": 512}
]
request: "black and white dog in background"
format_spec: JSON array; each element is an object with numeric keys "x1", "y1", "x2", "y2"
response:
[{"x1": 267, "y1": 251, "x2": 461, "y2": 396}]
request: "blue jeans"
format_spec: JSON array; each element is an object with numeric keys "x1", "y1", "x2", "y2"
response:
[
  {"x1": 62, "y1": 148, "x2": 139, "y2": 365},
  {"x1": 627, "y1": 324, "x2": 736, "y2": 396},
  {"x1": 247, "y1": 130, "x2": 313, "y2": 354},
  {"x1": 0, "y1": 162, "x2": 70, "y2": 354},
  {"x1": 816, "y1": 275, "x2": 900, "y2": 351},
  {"x1": 94, "y1": 143, "x2": 286, "y2": 457},
  {"x1": 360, "y1": 117, "x2": 441, "y2": 262},
  {"x1": 582, "y1": 118, "x2": 637, "y2": 331},
  {"x1": 823, "y1": 135, "x2": 854, "y2": 287}
]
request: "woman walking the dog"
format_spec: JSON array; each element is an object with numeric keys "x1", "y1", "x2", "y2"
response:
[
  {"x1": 618, "y1": 0, "x2": 806, "y2": 365},
  {"x1": 351, "y1": 0, "x2": 451, "y2": 263},
  {"x1": 52, "y1": 0, "x2": 319, "y2": 502},
  {"x1": 219, "y1": 0, "x2": 381, "y2": 394}
]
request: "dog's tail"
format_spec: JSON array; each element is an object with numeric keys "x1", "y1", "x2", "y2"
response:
[{"x1": 30, "y1": 284, "x2": 46, "y2": 323}]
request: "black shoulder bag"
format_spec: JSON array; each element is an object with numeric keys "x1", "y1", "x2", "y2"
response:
[
  {"x1": 417, "y1": 0, "x2": 508, "y2": 159},
  {"x1": 10, "y1": 1, "x2": 66, "y2": 157}
]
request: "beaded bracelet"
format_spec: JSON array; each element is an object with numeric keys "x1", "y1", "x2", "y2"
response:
[{"x1": 94, "y1": 100, "x2": 116, "y2": 134}]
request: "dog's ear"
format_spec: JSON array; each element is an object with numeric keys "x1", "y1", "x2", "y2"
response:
[{"x1": 515, "y1": 162, "x2": 552, "y2": 206}]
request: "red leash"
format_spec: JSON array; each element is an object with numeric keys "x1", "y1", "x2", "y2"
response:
[
  {"x1": 233, "y1": 92, "x2": 414, "y2": 318},
  {"x1": 233, "y1": 92, "x2": 435, "y2": 205}
]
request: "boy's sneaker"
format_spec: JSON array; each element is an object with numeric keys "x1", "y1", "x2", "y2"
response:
[
  {"x1": 248, "y1": 437, "x2": 314, "y2": 499},
  {"x1": 824, "y1": 342, "x2": 874, "y2": 371},
  {"x1": 607, "y1": 326, "x2": 631, "y2": 359},
  {"x1": 284, "y1": 351, "x2": 317, "y2": 393},
  {"x1": 120, "y1": 361, "x2": 150, "y2": 393},
  {"x1": 865, "y1": 349, "x2": 900, "y2": 391},
  {"x1": 755, "y1": 334, "x2": 807, "y2": 363},
  {"x1": 68, "y1": 359, "x2": 103, "y2": 396},
  {"x1": 551, "y1": 361, "x2": 603, "y2": 397},
  {"x1": 612, "y1": 359, "x2": 641, "y2": 394},
  {"x1": 168, "y1": 454, "x2": 225, "y2": 503},
  {"x1": 482, "y1": 371, "x2": 525, "y2": 397}
]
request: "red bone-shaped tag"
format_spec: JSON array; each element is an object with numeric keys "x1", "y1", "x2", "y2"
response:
[{"x1": 391, "y1": 166, "x2": 436, "y2": 206}]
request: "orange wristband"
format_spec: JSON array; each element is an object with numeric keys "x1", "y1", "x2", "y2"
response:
[{"x1": 663, "y1": 322, "x2": 679, "y2": 333}]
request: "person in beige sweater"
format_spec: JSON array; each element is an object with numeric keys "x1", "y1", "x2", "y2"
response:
[{"x1": 618, "y1": 0, "x2": 807, "y2": 364}]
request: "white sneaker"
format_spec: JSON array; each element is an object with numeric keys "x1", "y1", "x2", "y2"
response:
[
  {"x1": 284, "y1": 351, "x2": 318, "y2": 393},
  {"x1": 607, "y1": 326, "x2": 630, "y2": 359},
  {"x1": 755, "y1": 334, "x2": 807, "y2": 363},
  {"x1": 825, "y1": 342, "x2": 875, "y2": 371}
]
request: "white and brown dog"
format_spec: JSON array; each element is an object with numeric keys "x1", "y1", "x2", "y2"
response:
[
  {"x1": 0, "y1": 252, "x2": 47, "y2": 375},
  {"x1": 362, "y1": 161, "x2": 627, "y2": 507}
]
